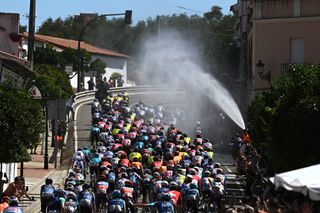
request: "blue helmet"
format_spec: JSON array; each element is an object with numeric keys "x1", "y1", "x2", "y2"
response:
[
  {"x1": 112, "y1": 190, "x2": 121, "y2": 198},
  {"x1": 54, "y1": 189, "x2": 66, "y2": 197},
  {"x1": 161, "y1": 193, "x2": 171, "y2": 202}
]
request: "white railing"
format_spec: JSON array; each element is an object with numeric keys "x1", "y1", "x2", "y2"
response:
[{"x1": 73, "y1": 85, "x2": 185, "y2": 105}]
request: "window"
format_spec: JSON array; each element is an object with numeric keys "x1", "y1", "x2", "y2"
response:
[
  {"x1": 290, "y1": 38, "x2": 304, "y2": 64},
  {"x1": 294, "y1": 0, "x2": 301, "y2": 17}
]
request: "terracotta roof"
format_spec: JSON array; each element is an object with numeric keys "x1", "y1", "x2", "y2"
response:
[{"x1": 22, "y1": 32, "x2": 129, "y2": 58}]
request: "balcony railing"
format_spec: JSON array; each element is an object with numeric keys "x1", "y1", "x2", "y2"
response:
[{"x1": 281, "y1": 63, "x2": 319, "y2": 74}]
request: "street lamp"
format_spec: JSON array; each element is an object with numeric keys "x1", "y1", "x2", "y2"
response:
[
  {"x1": 256, "y1": 59, "x2": 271, "y2": 84},
  {"x1": 70, "y1": 10, "x2": 132, "y2": 92}
]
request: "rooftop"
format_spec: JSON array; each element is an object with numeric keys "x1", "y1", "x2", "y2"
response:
[{"x1": 21, "y1": 32, "x2": 129, "y2": 59}]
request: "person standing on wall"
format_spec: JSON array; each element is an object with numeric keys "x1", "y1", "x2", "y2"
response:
[
  {"x1": 108, "y1": 77, "x2": 115, "y2": 88},
  {"x1": 87, "y1": 77, "x2": 95, "y2": 90},
  {"x1": 117, "y1": 76, "x2": 124, "y2": 87}
]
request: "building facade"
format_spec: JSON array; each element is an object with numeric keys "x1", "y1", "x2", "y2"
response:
[
  {"x1": 21, "y1": 33, "x2": 129, "y2": 90},
  {"x1": 231, "y1": 0, "x2": 320, "y2": 98},
  {"x1": 0, "y1": 13, "x2": 35, "y2": 191}
]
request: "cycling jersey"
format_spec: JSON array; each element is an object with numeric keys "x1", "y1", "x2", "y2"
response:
[
  {"x1": 130, "y1": 161, "x2": 142, "y2": 170},
  {"x1": 3, "y1": 206, "x2": 24, "y2": 213},
  {"x1": 149, "y1": 201, "x2": 174, "y2": 213},
  {"x1": 168, "y1": 190, "x2": 182, "y2": 206},
  {"x1": 200, "y1": 177, "x2": 214, "y2": 192}
]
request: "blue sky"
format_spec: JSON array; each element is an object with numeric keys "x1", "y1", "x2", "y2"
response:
[{"x1": 2, "y1": 0, "x2": 236, "y2": 30}]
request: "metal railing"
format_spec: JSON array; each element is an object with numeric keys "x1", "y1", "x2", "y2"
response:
[{"x1": 73, "y1": 85, "x2": 185, "y2": 105}]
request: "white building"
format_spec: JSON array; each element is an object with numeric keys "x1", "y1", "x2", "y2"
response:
[
  {"x1": 0, "y1": 13, "x2": 36, "y2": 190},
  {"x1": 21, "y1": 33, "x2": 130, "y2": 90}
]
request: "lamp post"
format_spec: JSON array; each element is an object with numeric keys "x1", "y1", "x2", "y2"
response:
[
  {"x1": 44, "y1": 103, "x2": 49, "y2": 169},
  {"x1": 256, "y1": 59, "x2": 271, "y2": 84},
  {"x1": 72, "y1": 11, "x2": 132, "y2": 92}
]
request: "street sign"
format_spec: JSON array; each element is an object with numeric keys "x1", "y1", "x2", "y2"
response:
[
  {"x1": 48, "y1": 100, "x2": 67, "y2": 120},
  {"x1": 65, "y1": 64, "x2": 73, "y2": 75},
  {"x1": 29, "y1": 85, "x2": 42, "y2": 99}
]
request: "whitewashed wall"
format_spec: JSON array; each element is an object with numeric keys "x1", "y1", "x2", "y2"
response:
[{"x1": 1, "y1": 163, "x2": 18, "y2": 191}]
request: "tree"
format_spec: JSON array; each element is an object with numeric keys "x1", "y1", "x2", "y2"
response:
[
  {"x1": 110, "y1": 72, "x2": 123, "y2": 80},
  {"x1": 0, "y1": 81, "x2": 44, "y2": 163},
  {"x1": 248, "y1": 65, "x2": 320, "y2": 173},
  {"x1": 32, "y1": 64, "x2": 73, "y2": 100},
  {"x1": 36, "y1": 6, "x2": 239, "y2": 94},
  {"x1": 89, "y1": 59, "x2": 107, "y2": 77}
]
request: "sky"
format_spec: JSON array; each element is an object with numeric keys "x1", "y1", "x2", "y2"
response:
[{"x1": 2, "y1": 0, "x2": 237, "y2": 30}]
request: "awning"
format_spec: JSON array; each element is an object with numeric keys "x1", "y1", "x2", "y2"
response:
[{"x1": 272, "y1": 164, "x2": 320, "y2": 201}]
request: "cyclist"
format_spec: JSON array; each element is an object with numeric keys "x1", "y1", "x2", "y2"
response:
[
  {"x1": 46, "y1": 189, "x2": 66, "y2": 213},
  {"x1": 40, "y1": 178, "x2": 55, "y2": 213},
  {"x1": 3, "y1": 196, "x2": 23, "y2": 213},
  {"x1": 78, "y1": 183, "x2": 95, "y2": 213},
  {"x1": 108, "y1": 190, "x2": 126, "y2": 213},
  {"x1": 135, "y1": 193, "x2": 174, "y2": 213}
]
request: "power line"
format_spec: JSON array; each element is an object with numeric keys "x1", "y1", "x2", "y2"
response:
[{"x1": 143, "y1": 0, "x2": 207, "y2": 14}]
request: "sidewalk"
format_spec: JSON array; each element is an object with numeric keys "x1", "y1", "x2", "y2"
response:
[{"x1": 17, "y1": 130, "x2": 71, "y2": 212}]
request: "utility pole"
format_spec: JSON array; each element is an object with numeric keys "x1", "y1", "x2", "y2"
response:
[{"x1": 27, "y1": 0, "x2": 36, "y2": 70}]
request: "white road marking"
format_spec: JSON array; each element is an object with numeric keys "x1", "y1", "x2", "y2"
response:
[{"x1": 225, "y1": 165, "x2": 242, "y2": 186}]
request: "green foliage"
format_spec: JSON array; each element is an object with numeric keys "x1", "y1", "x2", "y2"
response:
[
  {"x1": 34, "y1": 45, "x2": 61, "y2": 66},
  {"x1": 110, "y1": 72, "x2": 123, "y2": 80},
  {"x1": 248, "y1": 65, "x2": 320, "y2": 172},
  {"x1": 33, "y1": 64, "x2": 73, "y2": 100},
  {"x1": 19, "y1": 25, "x2": 27, "y2": 33},
  {"x1": 89, "y1": 59, "x2": 107, "y2": 77},
  {"x1": 0, "y1": 81, "x2": 44, "y2": 163},
  {"x1": 34, "y1": 46, "x2": 92, "y2": 73},
  {"x1": 36, "y1": 7, "x2": 239, "y2": 85}
]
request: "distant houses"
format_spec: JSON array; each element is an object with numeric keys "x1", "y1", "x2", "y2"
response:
[{"x1": 21, "y1": 33, "x2": 130, "y2": 90}]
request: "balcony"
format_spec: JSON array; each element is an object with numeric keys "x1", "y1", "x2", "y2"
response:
[{"x1": 281, "y1": 63, "x2": 319, "y2": 74}]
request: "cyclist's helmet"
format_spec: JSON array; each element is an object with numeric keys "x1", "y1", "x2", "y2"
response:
[
  {"x1": 82, "y1": 183, "x2": 90, "y2": 190},
  {"x1": 9, "y1": 196, "x2": 18, "y2": 206},
  {"x1": 45, "y1": 178, "x2": 53, "y2": 185},
  {"x1": 69, "y1": 171, "x2": 76, "y2": 177},
  {"x1": 169, "y1": 181, "x2": 178, "y2": 188},
  {"x1": 214, "y1": 163, "x2": 221, "y2": 168},
  {"x1": 112, "y1": 190, "x2": 122, "y2": 198},
  {"x1": 161, "y1": 193, "x2": 172, "y2": 202},
  {"x1": 204, "y1": 170, "x2": 211, "y2": 177},
  {"x1": 161, "y1": 181, "x2": 169, "y2": 188},
  {"x1": 54, "y1": 189, "x2": 66, "y2": 198},
  {"x1": 190, "y1": 183, "x2": 198, "y2": 189},
  {"x1": 65, "y1": 184, "x2": 74, "y2": 191},
  {"x1": 67, "y1": 191, "x2": 77, "y2": 199}
]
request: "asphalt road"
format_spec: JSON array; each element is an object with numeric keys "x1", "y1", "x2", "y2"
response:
[{"x1": 74, "y1": 93, "x2": 246, "y2": 210}]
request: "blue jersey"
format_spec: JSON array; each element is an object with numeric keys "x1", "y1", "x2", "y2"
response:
[
  {"x1": 3, "y1": 207, "x2": 24, "y2": 213},
  {"x1": 109, "y1": 198, "x2": 126, "y2": 212},
  {"x1": 150, "y1": 201, "x2": 174, "y2": 213}
]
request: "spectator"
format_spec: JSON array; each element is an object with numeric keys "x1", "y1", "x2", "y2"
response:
[
  {"x1": 108, "y1": 78, "x2": 115, "y2": 88},
  {"x1": 0, "y1": 172, "x2": 8, "y2": 197},
  {"x1": 3, "y1": 177, "x2": 21, "y2": 197},
  {"x1": 242, "y1": 129, "x2": 251, "y2": 145},
  {"x1": 117, "y1": 77, "x2": 124, "y2": 87},
  {"x1": 0, "y1": 196, "x2": 10, "y2": 212},
  {"x1": 66, "y1": 95, "x2": 75, "y2": 122},
  {"x1": 87, "y1": 77, "x2": 95, "y2": 90}
]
